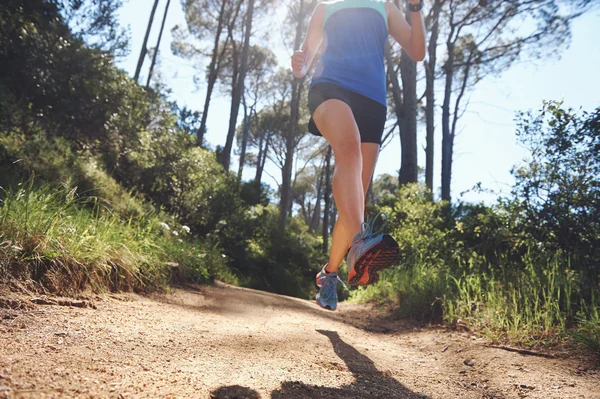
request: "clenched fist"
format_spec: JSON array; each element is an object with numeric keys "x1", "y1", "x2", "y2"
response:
[{"x1": 291, "y1": 50, "x2": 307, "y2": 78}]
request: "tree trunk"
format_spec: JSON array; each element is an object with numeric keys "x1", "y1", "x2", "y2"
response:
[
  {"x1": 197, "y1": 0, "x2": 228, "y2": 147},
  {"x1": 134, "y1": 0, "x2": 160, "y2": 83},
  {"x1": 255, "y1": 129, "x2": 265, "y2": 185},
  {"x1": 222, "y1": 0, "x2": 256, "y2": 170},
  {"x1": 441, "y1": 39, "x2": 456, "y2": 202},
  {"x1": 278, "y1": 0, "x2": 306, "y2": 232},
  {"x1": 399, "y1": 50, "x2": 418, "y2": 185},
  {"x1": 385, "y1": 43, "x2": 405, "y2": 181},
  {"x1": 146, "y1": 0, "x2": 171, "y2": 88},
  {"x1": 237, "y1": 100, "x2": 252, "y2": 182},
  {"x1": 399, "y1": 5, "x2": 418, "y2": 185},
  {"x1": 309, "y1": 164, "x2": 324, "y2": 233},
  {"x1": 366, "y1": 174, "x2": 375, "y2": 209},
  {"x1": 424, "y1": 0, "x2": 442, "y2": 193},
  {"x1": 254, "y1": 132, "x2": 271, "y2": 194},
  {"x1": 279, "y1": 128, "x2": 296, "y2": 232},
  {"x1": 322, "y1": 145, "x2": 332, "y2": 254}
]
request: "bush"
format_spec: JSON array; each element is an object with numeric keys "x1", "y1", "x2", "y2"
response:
[
  {"x1": 352, "y1": 182, "x2": 599, "y2": 348},
  {"x1": 0, "y1": 181, "x2": 234, "y2": 293}
]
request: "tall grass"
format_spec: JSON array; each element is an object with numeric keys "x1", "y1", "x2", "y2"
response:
[
  {"x1": 352, "y1": 253, "x2": 600, "y2": 355},
  {"x1": 0, "y1": 181, "x2": 236, "y2": 293}
]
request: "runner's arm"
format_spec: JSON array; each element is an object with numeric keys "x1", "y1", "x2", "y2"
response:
[
  {"x1": 292, "y1": 3, "x2": 326, "y2": 78},
  {"x1": 386, "y1": 1, "x2": 426, "y2": 62}
]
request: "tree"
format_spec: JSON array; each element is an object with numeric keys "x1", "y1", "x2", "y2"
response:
[
  {"x1": 251, "y1": 112, "x2": 274, "y2": 194},
  {"x1": 221, "y1": 0, "x2": 257, "y2": 170},
  {"x1": 398, "y1": 2, "x2": 419, "y2": 185},
  {"x1": 385, "y1": 0, "x2": 419, "y2": 187},
  {"x1": 439, "y1": 0, "x2": 591, "y2": 201},
  {"x1": 371, "y1": 173, "x2": 400, "y2": 207},
  {"x1": 511, "y1": 102, "x2": 600, "y2": 282},
  {"x1": 423, "y1": 0, "x2": 445, "y2": 192},
  {"x1": 236, "y1": 46, "x2": 278, "y2": 181},
  {"x1": 278, "y1": 0, "x2": 318, "y2": 232},
  {"x1": 172, "y1": 0, "x2": 243, "y2": 146},
  {"x1": 58, "y1": 0, "x2": 129, "y2": 57},
  {"x1": 322, "y1": 145, "x2": 332, "y2": 254},
  {"x1": 146, "y1": 0, "x2": 171, "y2": 88},
  {"x1": 134, "y1": 0, "x2": 160, "y2": 82}
]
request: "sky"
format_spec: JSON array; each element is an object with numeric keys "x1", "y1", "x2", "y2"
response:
[{"x1": 117, "y1": 1, "x2": 600, "y2": 204}]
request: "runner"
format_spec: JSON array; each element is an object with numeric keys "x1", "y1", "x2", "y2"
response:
[{"x1": 291, "y1": 0, "x2": 426, "y2": 310}]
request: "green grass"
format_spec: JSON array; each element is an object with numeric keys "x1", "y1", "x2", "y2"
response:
[
  {"x1": 0, "y1": 180, "x2": 237, "y2": 293},
  {"x1": 351, "y1": 254, "x2": 600, "y2": 360}
]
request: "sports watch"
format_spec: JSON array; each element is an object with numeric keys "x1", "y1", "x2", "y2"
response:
[{"x1": 407, "y1": 0, "x2": 424, "y2": 12}]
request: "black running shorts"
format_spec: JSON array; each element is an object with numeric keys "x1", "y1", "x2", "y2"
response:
[{"x1": 307, "y1": 82, "x2": 387, "y2": 145}]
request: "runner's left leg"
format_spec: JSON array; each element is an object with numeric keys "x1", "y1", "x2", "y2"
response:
[{"x1": 325, "y1": 143, "x2": 380, "y2": 274}]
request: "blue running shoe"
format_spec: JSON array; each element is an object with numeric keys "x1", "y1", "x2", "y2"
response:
[
  {"x1": 315, "y1": 265, "x2": 346, "y2": 311},
  {"x1": 347, "y1": 212, "x2": 399, "y2": 286}
]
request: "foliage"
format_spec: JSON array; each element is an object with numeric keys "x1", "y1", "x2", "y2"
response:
[
  {"x1": 0, "y1": 0, "x2": 323, "y2": 299},
  {"x1": 241, "y1": 206, "x2": 325, "y2": 298},
  {"x1": 0, "y1": 181, "x2": 233, "y2": 293},
  {"x1": 512, "y1": 102, "x2": 600, "y2": 283},
  {"x1": 1, "y1": 0, "x2": 598, "y2": 359},
  {"x1": 354, "y1": 102, "x2": 600, "y2": 352}
]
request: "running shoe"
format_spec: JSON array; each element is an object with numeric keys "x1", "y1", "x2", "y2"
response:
[
  {"x1": 315, "y1": 265, "x2": 346, "y2": 311},
  {"x1": 347, "y1": 212, "x2": 399, "y2": 286}
]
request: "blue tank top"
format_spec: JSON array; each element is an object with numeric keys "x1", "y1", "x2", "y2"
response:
[{"x1": 310, "y1": 0, "x2": 388, "y2": 106}]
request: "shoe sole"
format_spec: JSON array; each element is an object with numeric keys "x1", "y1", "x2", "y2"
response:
[{"x1": 348, "y1": 234, "x2": 399, "y2": 286}]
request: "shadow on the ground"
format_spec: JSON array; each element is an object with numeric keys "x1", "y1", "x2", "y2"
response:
[
  {"x1": 270, "y1": 329, "x2": 429, "y2": 399},
  {"x1": 210, "y1": 385, "x2": 260, "y2": 398}
]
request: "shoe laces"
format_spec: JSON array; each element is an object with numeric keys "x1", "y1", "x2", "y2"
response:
[
  {"x1": 319, "y1": 273, "x2": 347, "y2": 300},
  {"x1": 357, "y1": 212, "x2": 389, "y2": 241}
]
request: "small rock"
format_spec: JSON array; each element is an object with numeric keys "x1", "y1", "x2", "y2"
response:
[
  {"x1": 459, "y1": 370, "x2": 467, "y2": 375},
  {"x1": 464, "y1": 359, "x2": 475, "y2": 367},
  {"x1": 552, "y1": 386, "x2": 561, "y2": 390},
  {"x1": 519, "y1": 384, "x2": 535, "y2": 390},
  {"x1": 0, "y1": 387, "x2": 11, "y2": 392},
  {"x1": 456, "y1": 319, "x2": 470, "y2": 332},
  {"x1": 441, "y1": 346, "x2": 449, "y2": 353}
]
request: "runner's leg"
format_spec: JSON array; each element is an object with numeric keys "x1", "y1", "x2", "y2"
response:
[
  {"x1": 312, "y1": 99, "x2": 364, "y2": 275},
  {"x1": 326, "y1": 143, "x2": 379, "y2": 273}
]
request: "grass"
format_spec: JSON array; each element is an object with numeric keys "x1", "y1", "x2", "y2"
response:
[
  {"x1": 351, "y1": 254, "x2": 600, "y2": 361},
  {"x1": 0, "y1": 179, "x2": 237, "y2": 293}
]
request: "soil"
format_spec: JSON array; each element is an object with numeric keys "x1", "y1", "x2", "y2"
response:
[{"x1": 0, "y1": 282, "x2": 598, "y2": 399}]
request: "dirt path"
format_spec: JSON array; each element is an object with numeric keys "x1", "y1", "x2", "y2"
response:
[{"x1": 0, "y1": 283, "x2": 598, "y2": 399}]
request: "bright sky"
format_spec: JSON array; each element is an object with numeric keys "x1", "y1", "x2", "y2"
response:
[{"x1": 117, "y1": 1, "x2": 600, "y2": 204}]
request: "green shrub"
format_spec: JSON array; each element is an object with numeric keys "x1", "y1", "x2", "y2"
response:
[
  {"x1": 352, "y1": 182, "x2": 599, "y2": 347},
  {"x1": 0, "y1": 181, "x2": 232, "y2": 293},
  {"x1": 571, "y1": 311, "x2": 600, "y2": 363}
]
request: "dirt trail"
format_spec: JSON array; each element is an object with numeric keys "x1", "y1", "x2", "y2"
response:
[{"x1": 0, "y1": 282, "x2": 598, "y2": 399}]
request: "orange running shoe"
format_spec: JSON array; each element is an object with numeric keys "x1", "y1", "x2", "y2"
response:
[{"x1": 347, "y1": 212, "x2": 399, "y2": 286}]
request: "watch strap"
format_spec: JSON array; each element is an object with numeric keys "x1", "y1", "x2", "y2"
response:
[{"x1": 407, "y1": 0, "x2": 424, "y2": 12}]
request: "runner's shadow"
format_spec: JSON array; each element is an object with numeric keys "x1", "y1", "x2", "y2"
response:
[
  {"x1": 271, "y1": 330, "x2": 429, "y2": 398},
  {"x1": 211, "y1": 385, "x2": 260, "y2": 399}
]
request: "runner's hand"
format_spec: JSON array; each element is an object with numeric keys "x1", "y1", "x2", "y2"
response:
[{"x1": 291, "y1": 50, "x2": 306, "y2": 78}]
